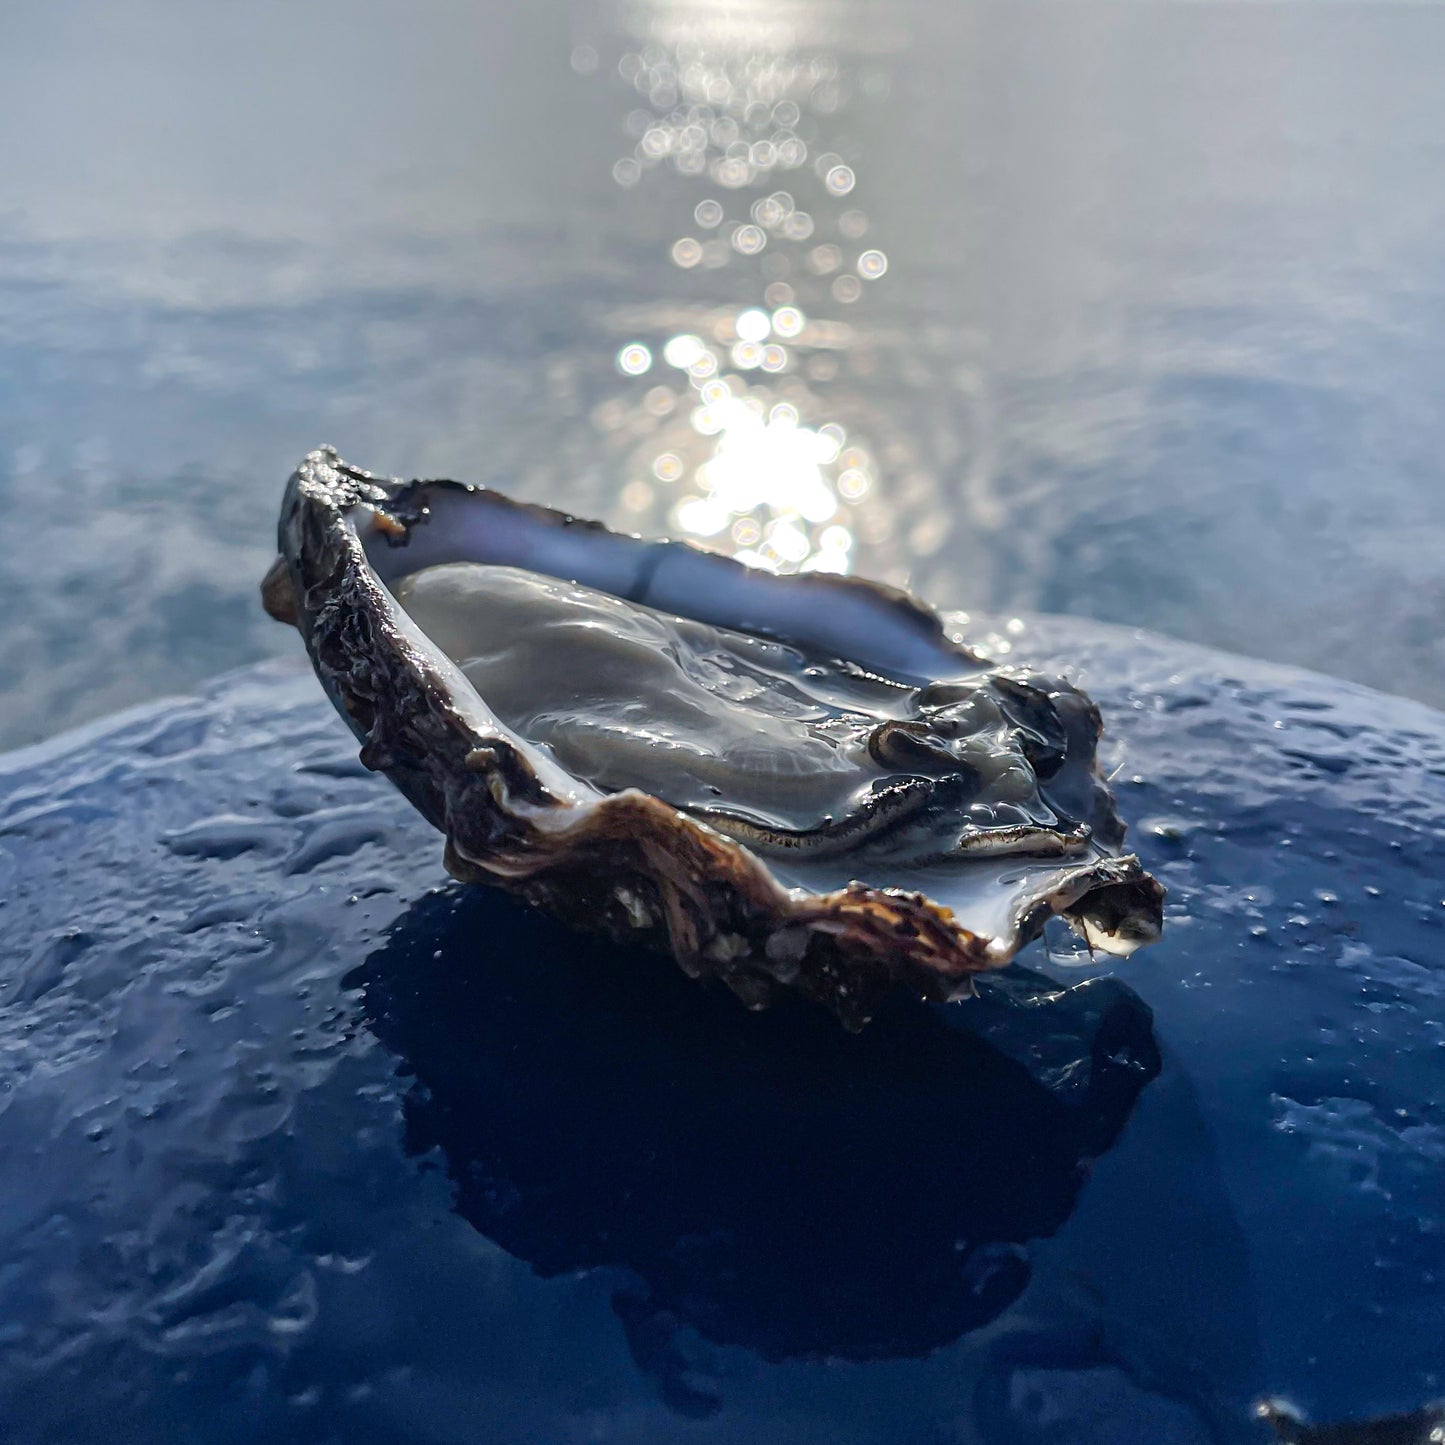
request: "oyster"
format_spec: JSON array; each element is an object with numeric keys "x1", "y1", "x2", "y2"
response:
[{"x1": 263, "y1": 448, "x2": 1163, "y2": 1026}]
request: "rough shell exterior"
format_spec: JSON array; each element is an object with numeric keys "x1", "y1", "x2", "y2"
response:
[{"x1": 263, "y1": 448, "x2": 1163, "y2": 1027}]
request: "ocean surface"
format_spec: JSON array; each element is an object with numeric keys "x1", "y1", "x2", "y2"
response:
[{"x1": 2, "y1": 0, "x2": 1444, "y2": 749}]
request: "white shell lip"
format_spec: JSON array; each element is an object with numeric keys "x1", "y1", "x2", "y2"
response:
[{"x1": 263, "y1": 446, "x2": 1165, "y2": 1028}]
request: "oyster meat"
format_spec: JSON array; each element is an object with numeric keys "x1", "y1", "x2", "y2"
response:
[{"x1": 263, "y1": 448, "x2": 1163, "y2": 1026}]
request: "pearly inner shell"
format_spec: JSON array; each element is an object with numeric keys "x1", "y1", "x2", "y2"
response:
[{"x1": 393, "y1": 561, "x2": 1099, "y2": 865}]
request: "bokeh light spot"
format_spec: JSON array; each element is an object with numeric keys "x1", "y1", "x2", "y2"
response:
[
  {"x1": 735, "y1": 308, "x2": 771, "y2": 343},
  {"x1": 616, "y1": 343, "x2": 652, "y2": 376},
  {"x1": 732, "y1": 223, "x2": 767, "y2": 255},
  {"x1": 858, "y1": 248, "x2": 888, "y2": 279},
  {"x1": 663, "y1": 334, "x2": 707, "y2": 369},
  {"x1": 622, "y1": 480, "x2": 654, "y2": 511},
  {"x1": 771, "y1": 306, "x2": 805, "y2": 338}
]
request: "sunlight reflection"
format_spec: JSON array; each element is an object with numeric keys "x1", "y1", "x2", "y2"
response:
[{"x1": 574, "y1": 5, "x2": 918, "y2": 576}]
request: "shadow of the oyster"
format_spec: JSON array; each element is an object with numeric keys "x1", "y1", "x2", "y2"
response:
[{"x1": 345, "y1": 886, "x2": 1161, "y2": 1414}]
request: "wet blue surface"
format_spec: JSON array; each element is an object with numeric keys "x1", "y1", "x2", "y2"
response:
[{"x1": 1, "y1": 619, "x2": 1441, "y2": 1441}]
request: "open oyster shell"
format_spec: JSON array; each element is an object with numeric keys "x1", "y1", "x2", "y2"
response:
[{"x1": 263, "y1": 447, "x2": 1163, "y2": 1027}]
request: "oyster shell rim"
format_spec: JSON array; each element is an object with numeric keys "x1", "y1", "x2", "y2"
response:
[{"x1": 264, "y1": 446, "x2": 1164, "y2": 1027}]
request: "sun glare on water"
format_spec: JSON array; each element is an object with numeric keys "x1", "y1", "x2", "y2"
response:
[{"x1": 580, "y1": 12, "x2": 906, "y2": 577}]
